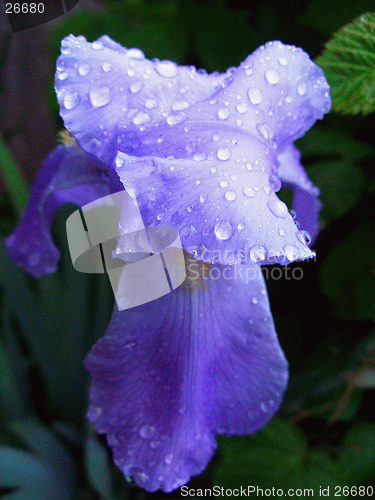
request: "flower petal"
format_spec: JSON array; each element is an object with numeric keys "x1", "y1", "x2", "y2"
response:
[
  {"x1": 55, "y1": 35, "x2": 225, "y2": 164},
  {"x1": 278, "y1": 144, "x2": 321, "y2": 243},
  {"x1": 5, "y1": 143, "x2": 109, "y2": 277},
  {"x1": 115, "y1": 150, "x2": 315, "y2": 265},
  {"x1": 85, "y1": 262, "x2": 288, "y2": 492}
]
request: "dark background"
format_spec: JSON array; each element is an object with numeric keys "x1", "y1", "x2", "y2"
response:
[{"x1": 0, "y1": 1, "x2": 374, "y2": 498}]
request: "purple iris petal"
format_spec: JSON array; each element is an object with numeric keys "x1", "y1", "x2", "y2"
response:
[
  {"x1": 278, "y1": 144, "x2": 321, "y2": 243},
  {"x1": 55, "y1": 35, "x2": 329, "y2": 265},
  {"x1": 115, "y1": 150, "x2": 315, "y2": 265},
  {"x1": 55, "y1": 35, "x2": 226, "y2": 164},
  {"x1": 5, "y1": 142, "x2": 109, "y2": 277},
  {"x1": 85, "y1": 262, "x2": 288, "y2": 492}
]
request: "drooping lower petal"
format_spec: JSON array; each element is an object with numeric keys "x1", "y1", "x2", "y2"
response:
[
  {"x1": 85, "y1": 261, "x2": 288, "y2": 492},
  {"x1": 278, "y1": 144, "x2": 321, "y2": 243},
  {"x1": 5, "y1": 142, "x2": 109, "y2": 277}
]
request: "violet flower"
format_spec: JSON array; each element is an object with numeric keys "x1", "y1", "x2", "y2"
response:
[{"x1": 5, "y1": 35, "x2": 330, "y2": 492}]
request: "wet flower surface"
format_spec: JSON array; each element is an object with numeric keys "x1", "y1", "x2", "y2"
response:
[{"x1": 6, "y1": 34, "x2": 330, "y2": 492}]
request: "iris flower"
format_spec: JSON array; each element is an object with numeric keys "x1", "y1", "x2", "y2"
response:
[{"x1": 6, "y1": 35, "x2": 330, "y2": 492}]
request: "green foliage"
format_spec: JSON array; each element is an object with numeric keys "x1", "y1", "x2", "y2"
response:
[{"x1": 317, "y1": 12, "x2": 375, "y2": 115}]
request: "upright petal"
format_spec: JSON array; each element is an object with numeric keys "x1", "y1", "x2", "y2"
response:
[
  {"x1": 85, "y1": 261, "x2": 288, "y2": 492},
  {"x1": 278, "y1": 144, "x2": 321, "y2": 243},
  {"x1": 5, "y1": 142, "x2": 109, "y2": 277},
  {"x1": 55, "y1": 35, "x2": 225, "y2": 164}
]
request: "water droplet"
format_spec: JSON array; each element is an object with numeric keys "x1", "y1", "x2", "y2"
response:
[
  {"x1": 172, "y1": 100, "x2": 189, "y2": 111},
  {"x1": 243, "y1": 186, "x2": 256, "y2": 198},
  {"x1": 284, "y1": 244, "x2": 299, "y2": 261},
  {"x1": 61, "y1": 47, "x2": 72, "y2": 55},
  {"x1": 265, "y1": 69, "x2": 280, "y2": 84},
  {"x1": 165, "y1": 453, "x2": 174, "y2": 465},
  {"x1": 260, "y1": 399, "x2": 274, "y2": 412},
  {"x1": 248, "y1": 88, "x2": 262, "y2": 104},
  {"x1": 157, "y1": 213, "x2": 163, "y2": 221},
  {"x1": 297, "y1": 230, "x2": 311, "y2": 245},
  {"x1": 218, "y1": 108, "x2": 230, "y2": 120},
  {"x1": 269, "y1": 175, "x2": 281, "y2": 192},
  {"x1": 145, "y1": 99, "x2": 157, "y2": 109},
  {"x1": 150, "y1": 440, "x2": 160, "y2": 449},
  {"x1": 225, "y1": 190, "x2": 237, "y2": 201},
  {"x1": 278, "y1": 228, "x2": 286, "y2": 237},
  {"x1": 92, "y1": 41, "x2": 103, "y2": 50},
  {"x1": 187, "y1": 205, "x2": 195, "y2": 212},
  {"x1": 102, "y1": 62, "x2": 112, "y2": 72},
  {"x1": 285, "y1": 95, "x2": 293, "y2": 103},
  {"x1": 297, "y1": 82, "x2": 307, "y2": 96},
  {"x1": 267, "y1": 198, "x2": 288, "y2": 218},
  {"x1": 200, "y1": 193, "x2": 207, "y2": 203},
  {"x1": 130, "y1": 81, "x2": 143, "y2": 93},
  {"x1": 257, "y1": 123, "x2": 273, "y2": 140},
  {"x1": 167, "y1": 113, "x2": 186, "y2": 125},
  {"x1": 133, "y1": 111, "x2": 150, "y2": 125},
  {"x1": 127, "y1": 68, "x2": 136, "y2": 77},
  {"x1": 78, "y1": 63, "x2": 91, "y2": 76},
  {"x1": 63, "y1": 92, "x2": 80, "y2": 110},
  {"x1": 129, "y1": 467, "x2": 149, "y2": 484},
  {"x1": 252, "y1": 296, "x2": 258, "y2": 304},
  {"x1": 217, "y1": 147, "x2": 231, "y2": 160},
  {"x1": 278, "y1": 56, "x2": 288, "y2": 66},
  {"x1": 236, "y1": 102, "x2": 247, "y2": 114},
  {"x1": 289, "y1": 209, "x2": 296, "y2": 220},
  {"x1": 57, "y1": 72, "x2": 68, "y2": 81},
  {"x1": 155, "y1": 60, "x2": 178, "y2": 78},
  {"x1": 127, "y1": 48, "x2": 145, "y2": 60},
  {"x1": 214, "y1": 220, "x2": 234, "y2": 240},
  {"x1": 249, "y1": 244, "x2": 267, "y2": 263},
  {"x1": 56, "y1": 60, "x2": 65, "y2": 71},
  {"x1": 90, "y1": 86, "x2": 112, "y2": 107},
  {"x1": 220, "y1": 180, "x2": 229, "y2": 188},
  {"x1": 89, "y1": 405, "x2": 102, "y2": 419},
  {"x1": 238, "y1": 222, "x2": 246, "y2": 231},
  {"x1": 213, "y1": 133, "x2": 220, "y2": 141},
  {"x1": 193, "y1": 152, "x2": 207, "y2": 161},
  {"x1": 139, "y1": 425, "x2": 155, "y2": 439}
]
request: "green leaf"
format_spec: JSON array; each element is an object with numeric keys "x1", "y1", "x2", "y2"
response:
[
  {"x1": 0, "y1": 134, "x2": 28, "y2": 217},
  {"x1": 84, "y1": 433, "x2": 113, "y2": 498},
  {"x1": 338, "y1": 423, "x2": 375, "y2": 483},
  {"x1": 316, "y1": 12, "x2": 375, "y2": 115},
  {"x1": 0, "y1": 338, "x2": 26, "y2": 419},
  {"x1": 320, "y1": 221, "x2": 375, "y2": 321},
  {"x1": 307, "y1": 159, "x2": 365, "y2": 225}
]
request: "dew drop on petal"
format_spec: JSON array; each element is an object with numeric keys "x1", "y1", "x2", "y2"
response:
[
  {"x1": 251, "y1": 296, "x2": 259, "y2": 304},
  {"x1": 102, "y1": 62, "x2": 112, "y2": 72},
  {"x1": 267, "y1": 198, "x2": 288, "y2": 218},
  {"x1": 225, "y1": 190, "x2": 237, "y2": 201},
  {"x1": 214, "y1": 221, "x2": 234, "y2": 240},
  {"x1": 167, "y1": 113, "x2": 186, "y2": 125},
  {"x1": 278, "y1": 228, "x2": 286, "y2": 237},
  {"x1": 78, "y1": 63, "x2": 91, "y2": 76},
  {"x1": 278, "y1": 56, "x2": 288, "y2": 66},
  {"x1": 284, "y1": 244, "x2": 299, "y2": 261},
  {"x1": 236, "y1": 102, "x2": 247, "y2": 114},
  {"x1": 257, "y1": 123, "x2": 273, "y2": 140},
  {"x1": 172, "y1": 101, "x2": 189, "y2": 111},
  {"x1": 249, "y1": 244, "x2": 267, "y2": 263},
  {"x1": 127, "y1": 48, "x2": 145, "y2": 60},
  {"x1": 90, "y1": 86, "x2": 112, "y2": 107},
  {"x1": 63, "y1": 92, "x2": 80, "y2": 110},
  {"x1": 92, "y1": 41, "x2": 103, "y2": 50},
  {"x1": 220, "y1": 179, "x2": 229, "y2": 188},
  {"x1": 248, "y1": 88, "x2": 262, "y2": 104},
  {"x1": 132, "y1": 111, "x2": 150, "y2": 125},
  {"x1": 164, "y1": 453, "x2": 174, "y2": 465},
  {"x1": 139, "y1": 425, "x2": 155, "y2": 439},
  {"x1": 150, "y1": 440, "x2": 160, "y2": 449},
  {"x1": 297, "y1": 82, "x2": 307, "y2": 96},
  {"x1": 155, "y1": 60, "x2": 178, "y2": 78},
  {"x1": 218, "y1": 108, "x2": 230, "y2": 120},
  {"x1": 243, "y1": 186, "x2": 256, "y2": 198},
  {"x1": 200, "y1": 193, "x2": 208, "y2": 203},
  {"x1": 217, "y1": 147, "x2": 231, "y2": 160},
  {"x1": 57, "y1": 72, "x2": 68, "y2": 81},
  {"x1": 130, "y1": 81, "x2": 143, "y2": 93},
  {"x1": 238, "y1": 222, "x2": 246, "y2": 231},
  {"x1": 269, "y1": 174, "x2": 282, "y2": 192},
  {"x1": 193, "y1": 152, "x2": 207, "y2": 161},
  {"x1": 265, "y1": 69, "x2": 280, "y2": 84}
]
